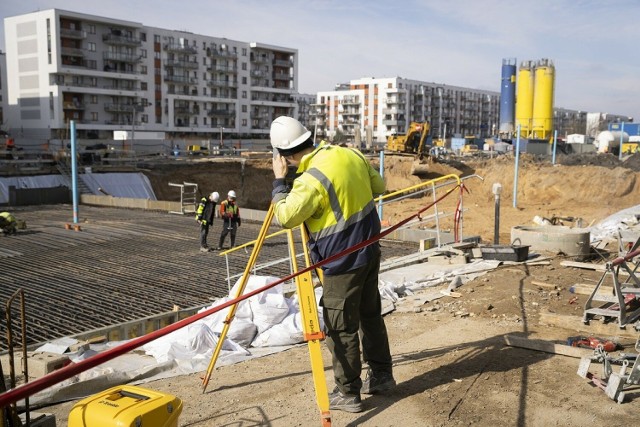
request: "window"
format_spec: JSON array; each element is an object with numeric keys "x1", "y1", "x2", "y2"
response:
[
  {"x1": 141, "y1": 114, "x2": 148, "y2": 123},
  {"x1": 241, "y1": 105, "x2": 247, "y2": 112},
  {"x1": 89, "y1": 24, "x2": 96, "y2": 34},
  {"x1": 140, "y1": 49, "x2": 147, "y2": 58},
  {"x1": 242, "y1": 62, "x2": 247, "y2": 71},
  {"x1": 91, "y1": 112, "x2": 98, "y2": 121},
  {"x1": 204, "y1": 117, "x2": 207, "y2": 125},
  {"x1": 242, "y1": 91, "x2": 247, "y2": 99},
  {"x1": 88, "y1": 42, "x2": 96, "y2": 52},
  {"x1": 154, "y1": 51, "x2": 161, "y2": 59},
  {"x1": 140, "y1": 32, "x2": 146, "y2": 42},
  {"x1": 242, "y1": 119, "x2": 247, "y2": 126},
  {"x1": 90, "y1": 95, "x2": 98, "y2": 104},
  {"x1": 141, "y1": 82, "x2": 148, "y2": 90},
  {"x1": 154, "y1": 34, "x2": 160, "y2": 43},
  {"x1": 141, "y1": 65, "x2": 147, "y2": 74},
  {"x1": 242, "y1": 76, "x2": 247, "y2": 84},
  {"x1": 242, "y1": 48, "x2": 247, "y2": 56},
  {"x1": 90, "y1": 77, "x2": 97, "y2": 87}
]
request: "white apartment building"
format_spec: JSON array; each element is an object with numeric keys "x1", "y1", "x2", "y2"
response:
[
  {"x1": 3, "y1": 9, "x2": 298, "y2": 139},
  {"x1": 312, "y1": 77, "x2": 500, "y2": 144}
]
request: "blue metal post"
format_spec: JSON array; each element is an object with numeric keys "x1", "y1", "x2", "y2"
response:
[
  {"x1": 378, "y1": 150, "x2": 384, "y2": 220},
  {"x1": 552, "y1": 130, "x2": 558, "y2": 164},
  {"x1": 70, "y1": 120, "x2": 79, "y2": 224},
  {"x1": 513, "y1": 124, "x2": 521, "y2": 208},
  {"x1": 619, "y1": 122, "x2": 625, "y2": 160}
]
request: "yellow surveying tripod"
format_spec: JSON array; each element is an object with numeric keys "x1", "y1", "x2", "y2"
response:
[{"x1": 201, "y1": 205, "x2": 332, "y2": 426}]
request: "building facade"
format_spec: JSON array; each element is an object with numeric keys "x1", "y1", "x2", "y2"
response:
[
  {"x1": 311, "y1": 77, "x2": 500, "y2": 144},
  {"x1": 0, "y1": 50, "x2": 7, "y2": 129},
  {"x1": 3, "y1": 9, "x2": 298, "y2": 139}
]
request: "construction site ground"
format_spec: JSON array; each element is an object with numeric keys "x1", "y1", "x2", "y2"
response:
[{"x1": 3, "y1": 151, "x2": 640, "y2": 426}]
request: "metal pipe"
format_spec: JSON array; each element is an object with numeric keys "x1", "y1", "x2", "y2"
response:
[
  {"x1": 513, "y1": 124, "x2": 521, "y2": 208},
  {"x1": 70, "y1": 120, "x2": 79, "y2": 224},
  {"x1": 552, "y1": 130, "x2": 558, "y2": 165}
]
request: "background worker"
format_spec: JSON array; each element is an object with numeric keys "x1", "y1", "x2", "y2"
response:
[
  {"x1": 218, "y1": 190, "x2": 241, "y2": 249},
  {"x1": 0, "y1": 211, "x2": 18, "y2": 235},
  {"x1": 195, "y1": 191, "x2": 219, "y2": 252},
  {"x1": 269, "y1": 116, "x2": 395, "y2": 413}
]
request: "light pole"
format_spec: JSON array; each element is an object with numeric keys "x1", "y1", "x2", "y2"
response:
[{"x1": 220, "y1": 126, "x2": 224, "y2": 154}]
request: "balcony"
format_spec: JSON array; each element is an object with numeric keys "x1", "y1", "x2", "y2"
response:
[
  {"x1": 61, "y1": 47, "x2": 85, "y2": 57},
  {"x1": 309, "y1": 109, "x2": 326, "y2": 117},
  {"x1": 63, "y1": 101, "x2": 85, "y2": 110},
  {"x1": 273, "y1": 72, "x2": 292, "y2": 81},
  {"x1": 342, "y1": 110, "x2": 360, "y2": 116},
  {"x1": 207, "y1": 49, "x2": 238, "y2": 59},
  {"x1": 208, "y1": 109, "x2": 235, "y2": 117},
  {"x1": 60, "y1": 28, "x2": 87, "y2": 39},
  {"x1": 103, "y1": 52, "x2": 142, "y2": 62},
  {"x1": 385, "y1": 97, "x2": 406, "y2": 105},
  {"x1": 165, "y1": 59, "x2": 199, "y2": 69},
  {"x1": 104, "y1": 103, "x2": 143, "y2": 113},
  {"x1": 382, "y1": 118, "x2": 405, "y2": 126},
  {"x1": 251, "y1": 55, "x2": 270, "y2": 64},
  {"x1": 102, "y1": 33, "x2": 142, "y2": 46},
  {"x1": 164, "y1": 43, "x2": 197, "y2": 54},
  {"x1": 174, "y1": 107, "x2": 199, "y2": 115},
  {"x1": 207, "y1": 64, "x2": 238, "y2": 73},
  {"x1": 341, "y1": 96, "x2": 359, "y2": 105},
  {"x1": 206, "y1": 79, "x2": 237, "y2": 88},
  {"x1": 165, "y1": 75, "x2": 199, "y2": 85},
  {"x1": 274, "y1": 59, "x2": 293, "y2": 67},
  {"x1": 382, "y1": 108, "x2": 399, "y2": 115}
]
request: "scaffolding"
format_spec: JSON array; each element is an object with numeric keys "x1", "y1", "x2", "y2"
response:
[{"x1": 168, "y1": 182, "x2": 199, "y2": 215}]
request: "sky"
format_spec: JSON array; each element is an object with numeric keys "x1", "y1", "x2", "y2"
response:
[{"x1": 2, "y1": 0, "x2": 639, "y2": 121}]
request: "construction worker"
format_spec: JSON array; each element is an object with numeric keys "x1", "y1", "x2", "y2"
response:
[
  {"x1": 195, "y1": 191, "x2": 219, "y2": 252},
  {"x1": 0, "y1": 211, "x2": 18, "y2": 236},
  {"x1": 270, "y1": 116, "x2": 395, "y2": 413},
  {"x1": 217, "y1": 190, "x2": 241, "y2": 249}
]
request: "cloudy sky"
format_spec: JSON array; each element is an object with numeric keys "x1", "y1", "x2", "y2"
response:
[{"x1": 2, "y1": 0, "x2": 639, "y2": 121}]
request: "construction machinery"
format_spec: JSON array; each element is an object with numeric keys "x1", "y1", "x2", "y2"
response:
[{"x1": 386, "y1": 122, "x2": 430, "y2": 155}]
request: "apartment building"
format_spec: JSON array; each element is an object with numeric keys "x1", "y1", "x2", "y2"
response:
[
  {"x1": 3, "y1": 9, "x2": 298, "y2": 139},
  {"x1": 311, "y1": 77, "x2": 500, "y2": 144}
]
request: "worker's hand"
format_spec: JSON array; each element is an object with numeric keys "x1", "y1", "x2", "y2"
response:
[{"x1": 272, "y1": 153, "x2": 288, "y2": 179}]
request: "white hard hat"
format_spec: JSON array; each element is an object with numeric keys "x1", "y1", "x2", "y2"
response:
[
  {"x1": 210, "y1": 192, "x2": 220, "y2": 202},
  {"x1": 228, "y1": 190, "x2": 236, "y2": 198},
  {"x1": 270, "y1": 116, "x2": 311, "y2": 151}
]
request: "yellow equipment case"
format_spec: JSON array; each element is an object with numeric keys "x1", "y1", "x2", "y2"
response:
[{"x1": 68, "y1": 385, "x2": 182, "y2": 427}]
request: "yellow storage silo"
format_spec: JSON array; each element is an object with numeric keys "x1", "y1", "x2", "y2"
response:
[
  {"x1": 531, "y1": 58, "x2": 555, "y2": 140},
  {"x1": 515, "y1": 61, "x2": 535, "y2": 137}
]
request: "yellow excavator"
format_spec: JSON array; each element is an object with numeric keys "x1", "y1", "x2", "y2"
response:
[{"x1": 386, "y1": 122, "x2": 430, "y2": 155}]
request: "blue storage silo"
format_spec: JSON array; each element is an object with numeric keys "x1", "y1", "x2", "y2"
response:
[{"x1": 499, "y1": 58, "x2": 516, "y2": 136}]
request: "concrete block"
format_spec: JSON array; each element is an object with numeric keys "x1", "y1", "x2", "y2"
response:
[
  {"x1": 419, "y1": 238, "x2": 436, "y2": 252},
  {"x1": 20, "y1": 352, "x2": 70, "y2": 379}
]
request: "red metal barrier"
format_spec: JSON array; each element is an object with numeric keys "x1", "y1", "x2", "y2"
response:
[{"x1": 0, "y1": 183, "x2": 461, "y2": 408}]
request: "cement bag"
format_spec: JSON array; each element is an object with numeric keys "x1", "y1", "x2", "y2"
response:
[
  {"x1": 251, "y1": 312, "x2": 303, "y2": 347},
  {"x1": 231, "y1": 275, "x2": 290, "y2": 334},
  {"x1": 227, "y1": 317, "x2": 258, "y2": 348}
]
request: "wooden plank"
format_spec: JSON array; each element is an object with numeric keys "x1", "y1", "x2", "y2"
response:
[
  {"x1": 561, "y1": 261, "x2": 606, "y2": 271},
  {"x1": 570, "y1": 283, "x2": 614, "y2": 296},
  {"x1": 504, "y1": 335, "x2": 594, "y2": 358},
  {"x1": 531, "y1": 280, "x2": 561, "y2": 290},
  {"x1": 538, "y1": 311, "x2": 640, "y2": 339}
]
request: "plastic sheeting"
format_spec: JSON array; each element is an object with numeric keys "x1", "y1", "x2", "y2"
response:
[
  {"x1": 0, "y1": 172, "x2": 156, "y2": 204},
  {"x1": 589, "y1": 204, "x2": 640, "y2": 244}
]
